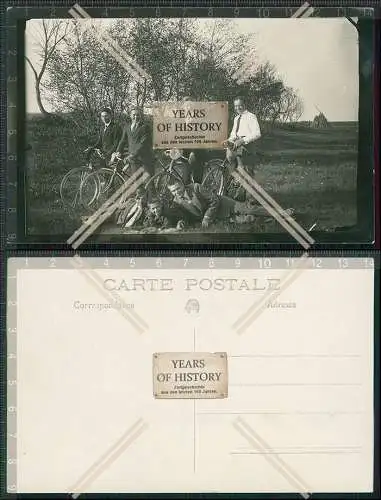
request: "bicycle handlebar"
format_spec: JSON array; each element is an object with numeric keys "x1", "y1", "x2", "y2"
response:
[{"x1": 222, "y1": 140, "x2": 249, "y2": 153}]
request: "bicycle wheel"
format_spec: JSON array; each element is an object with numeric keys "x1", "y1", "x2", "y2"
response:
[
  {"x1": 145, "y1": 169, "x2": 183, "y2": 204},
  {"x1": 224, "y1": 164, "x2": 251, "y2": 201},
  {"x1": 201, "y1": 159, "x2": 225, "y2": 195},
  {"x1": 80, "y1": 168, "x2": 126, "y2": 212},
  {"x1": 60, "y1": 166, "x2": 93, "y2": 209},
  {"x1": 79, "y1": 171, "x2": 100, "y2": 210}
]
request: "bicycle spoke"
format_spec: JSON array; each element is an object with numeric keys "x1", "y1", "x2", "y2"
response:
[
  {"x1": 202, "y1": 162, "x2": 224, "y2": 196},
  {"x1": 70, "y1": 190, "x2": 80, "y2": 208}
]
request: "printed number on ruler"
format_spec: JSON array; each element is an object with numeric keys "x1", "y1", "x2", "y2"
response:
[
  {"x1": 338, "y1": 258, "x2": 349, "y2": 268},
  {"x1": 259, "y1": 258, "x2": 271, "y2": 269}
]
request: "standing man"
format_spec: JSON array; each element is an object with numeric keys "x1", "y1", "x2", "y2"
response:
[
  {"x1": 181, "y1": 96, "x2": 207, "y2": 184},
  {"x1": 85, "y1": 107, "x2": 122, "y2": 165},
  {"x1": 113, "y1": 107, "x2": 154, "y2": 178},
  {"x1": 225, "y1": 96, "x2": 261, "y2": 172}
]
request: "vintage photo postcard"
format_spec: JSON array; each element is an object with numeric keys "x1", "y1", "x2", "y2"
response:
[
  {"x1": 7, "y1": 9, "x2": 375, "y2": 245},
  {"x1": 7, "y1": 256, "x2": 375, "y2": 494}
]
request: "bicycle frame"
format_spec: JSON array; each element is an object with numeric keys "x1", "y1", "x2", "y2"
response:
[{"x1": 163, "y1": 149, "x2": 192, "y2": 184}]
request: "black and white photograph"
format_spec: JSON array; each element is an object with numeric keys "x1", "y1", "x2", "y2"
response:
[{"x1": 23, "y1": 14, "x2": 374, "y2": 244}]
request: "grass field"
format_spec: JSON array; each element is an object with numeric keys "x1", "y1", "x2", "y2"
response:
[{"x1": 26, "y1": 114, "x2": 358, "y2": 238}]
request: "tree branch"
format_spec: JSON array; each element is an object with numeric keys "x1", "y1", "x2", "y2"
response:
[{"x1": 25, "y1": 56, "x2": 38, "y2": 80}]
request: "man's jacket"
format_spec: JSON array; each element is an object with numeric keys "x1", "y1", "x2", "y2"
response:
[
  {"x1": 171, "y1": 183, "x2": 220, "y2": 226},
  {"x1": 117, "y1": 120, "x2": 153, "y2": 162},
  {"x1": 93, "y1": 121, "x2": 123, "y2": 158}
]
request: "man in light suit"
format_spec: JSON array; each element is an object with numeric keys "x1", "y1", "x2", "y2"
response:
[{"x1": 225, "y1": 96, "x2": 261, "y2": 172}]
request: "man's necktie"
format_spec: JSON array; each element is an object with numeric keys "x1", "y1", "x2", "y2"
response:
[{"x1": 235, "y1": 115, "x2": 242, "y2": 136}]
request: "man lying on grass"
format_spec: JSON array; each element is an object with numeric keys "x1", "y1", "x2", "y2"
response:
[
  {"x1": 116, "y1": 181, "x2": 294, "y2": 231},
  {"x1": 146, "y1": 182, "x2": 292, "y2": 231}
]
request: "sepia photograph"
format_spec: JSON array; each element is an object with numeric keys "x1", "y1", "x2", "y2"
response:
[{"x1": 23, "y1": 15, "x2": 372, "y2": 244}]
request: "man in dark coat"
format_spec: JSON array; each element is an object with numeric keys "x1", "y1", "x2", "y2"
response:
[
  {"x1": 85, "y1": 107, "x2": 122, "y2": 164},
  {"x1": 114, "y1": 107, "x2": 154, "y2": 177}
]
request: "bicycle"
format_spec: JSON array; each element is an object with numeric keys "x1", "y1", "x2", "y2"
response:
[
  {"x1": 144, "y1": 149, "x2": 192, "y2": 204},
  {"x1": 59, "y1": 148, "x2": 102, "y2": 210},
  {"x1": 79, "y1": 152, "x2": 134, "y2": 211},
  {"x1": 201, "y1": 142, "x2": 252, "y2": 200}
]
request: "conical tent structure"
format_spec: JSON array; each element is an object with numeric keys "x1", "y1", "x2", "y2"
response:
[{"x1": 311, "y1": 111, "x2": 330, "y2": 128}]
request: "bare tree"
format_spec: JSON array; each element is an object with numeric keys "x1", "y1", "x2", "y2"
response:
[
  {"x1": 25, "y1": 19, "x2": 71, "y2": 116},
  {"x1": 279, "y1": 87, "x2": 304, "y2": 122},
  {"x1": 32, "y1": 17, "x2": 303, "y2": 132}
]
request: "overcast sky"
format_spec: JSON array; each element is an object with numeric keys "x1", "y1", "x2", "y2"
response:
[{"x1": 25, "y1": 17, "x2": 359, "y2": 121}]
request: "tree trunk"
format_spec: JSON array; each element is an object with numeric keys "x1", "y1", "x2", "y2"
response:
[{"x1": 35, "y1": 78, "x2": 51, "y2": 117}]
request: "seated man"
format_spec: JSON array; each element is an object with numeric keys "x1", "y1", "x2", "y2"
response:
[{"x1": 225, "y1": 96, "x2": 261, "y2": 173}]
